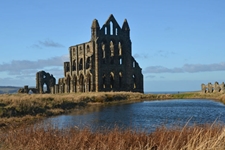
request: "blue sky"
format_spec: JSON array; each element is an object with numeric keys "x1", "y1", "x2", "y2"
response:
[{"x1": 0, "y1": 0, "x2": 225, "y2": 92}]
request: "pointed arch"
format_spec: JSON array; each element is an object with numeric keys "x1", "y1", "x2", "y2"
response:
[
  {"x1": 43, "y1": 83, "x2": 47, "y2": 93},
  {"x1": 87, "y1": 45, "x2": 90, "y2": 53},
  {"x1": 119, "y1": 58, "x2": 122, "y2": 65},
  {"x1": 132, "y1": 74, "x2": 136, "y2": 89},
  {"x1": 110, "y1": 72, "x2": 114, "y2": 89},
  {"x1": 86, "y1": 57, "x2": 91, "y2": 69},
  {"x1": 73, "y1": 74, "x2": 77, "y2": 92},
  {"x1": 73, "y1": 59, "x2": 76, "y2": 71},
  {"x1": 133, "y1": 61, "x2": 136, "y2": 68},
  {"x1": 102, "y1": 74, "x2": 106, "y2": 89},
  {"x1": 110, "y1": 40, "x2": 114, "y2": 64},
  {"x1": 118, "y1": 42, "x2": 122, "y2": 56},
  {"x1": 101, "y1": 41, "x2": 106, "y2": 64},
  {"x1": 110, "y1": 41, "x2": 114, "y2": 56},
  {"x1": 110, "y1": 21, "x2": 113, "y2": 35},
  {"x1": 86, "y1": 73, "x2": 92, "y2": 92},
  {"x1": 105, "y1": 26, "x2": 107, "y2": 35},
  {"x1": 79, "y1": 74, "x2": 85, "y2": 92},
  {"x1": 66, "y1": 75, "x2": 71, "y2": 93},
  {"x1": 79, "y1": 58, "x2": 83, "y2": 70},
  {"x1": 119, "y1": 72, "x2": 122, "y2": 88}
]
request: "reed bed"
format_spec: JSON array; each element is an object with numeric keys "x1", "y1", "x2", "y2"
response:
[
  {"x1": 0, "y1": 92, "x2": 145, "y2": 128},
  {"x1": 0, "y1": 123, "x2": 225, "y2": 150},
  {"x1": 1, "y1": 92, "x2": 225, "y2": 129},
  {"x1": 0, "y1": 92, "x2": 171, "y2": 119}
]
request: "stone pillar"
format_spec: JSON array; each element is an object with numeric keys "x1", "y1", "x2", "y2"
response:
[
  {"x1": 214, "y1": 82, "x2": 221, "y2": 92},
  {"x1": 70, "y1": 80, "x2": 74, "y2": 93},
  {"x1": 208, "y1": 83, "x2": 213, "y2": 93},
  {"x1": 55, "y1": 84, "x2": 59, "y2": 94},
  {"x1": 65, "y1": 84, "x2": 68, "y2": 93},
  {"x1": 220, "y1": 82, "x2": 225, "y2": 93},
  {"x1": 51, "y1": 86, "x2": 55, "y2": 94},
  {"x1": 201, "y1": 84, "x2": 206, "y2": 93},
  {"x1": 24, "y1": 85, "x2": 29, "y2": 94}
]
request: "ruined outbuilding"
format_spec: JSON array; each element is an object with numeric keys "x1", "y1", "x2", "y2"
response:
[
  {"x1": 201, "y1": 82, "x2": 225, "y2": 93},
  {"x1": 18, "y1": 71, "x2": 56, "y2": 94},
  {"x1": 36, "y1": 71, "x2": 56, "y2": 93}
]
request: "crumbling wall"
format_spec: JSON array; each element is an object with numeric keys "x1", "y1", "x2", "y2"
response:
[
  {"x1": 36, "y1": 71, "x2": 56, "y2": 94},
  {"x1": 201, "y1": 82, "x2": 225, "y2": 93},
  {"x1": 19, "y1": 15, "x2": 143, "y2": 94},
  {"x1": 18, "y1": 85, "x2": 38, "y2": 94}
]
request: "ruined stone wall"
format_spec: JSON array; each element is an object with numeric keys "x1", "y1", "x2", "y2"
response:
[
  {"x1": 201, "y1": 82, "x2": 225, "y2": 93},
  {"x1": 18, "y1": 71, "x2": 56, "y2": 94},
  {"x1": 51, "y1": 15, "x2": 143, "y2": 94},
  {"x1": 94, "y1": 15, "x2": 143, "y2": 93},
  {"x1": 36, "y1": 71, "x2": 56, "y2": 94}
]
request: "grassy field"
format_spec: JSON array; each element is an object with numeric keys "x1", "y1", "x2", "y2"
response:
[
  {"x1": 0, "y1": 91, "x2": 225, "y2": 128},
  {"x1": 1, "y1": 92, "x2": 225, "y2": 149}
]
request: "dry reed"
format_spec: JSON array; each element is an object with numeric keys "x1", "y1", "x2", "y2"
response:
[
  {"x1": 0, "y1": 123, "x2": 225, "y2": 150},
  {"x1": 1, "y1": 92, "x2": 225, "y2": 129}
]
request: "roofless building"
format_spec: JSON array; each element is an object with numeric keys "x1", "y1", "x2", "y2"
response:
[
  {"x1": 54, "y1": 14, "x2": 143, "y2": 93},
  {"x1": 17, "y1": 15, "x2": 143, "y2": 94}
]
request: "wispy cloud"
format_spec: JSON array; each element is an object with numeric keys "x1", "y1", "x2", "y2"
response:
[
  {"x1": 144, "y1": 66, "x2": 183, "y2": 73},
  {"x1": 38, "y1": 39, "x2": 64, "y2": 48},
  {"x1": 0, "y1": 55, "x2": 68, "y2": 86},
  {"x1": 31, "y1": 39, "x2": 64, "y2": 49},
  {"x1": 144, "y1": 62, "x2": 225, "y2": 73},
  {"x1": 154, "y1": 50, "x2": 176, "y2": 58},
  {"x1": 145, "y1": 75, "x2": 156, "y2": 78},
  {"x1": 30, "y1": 44, "x2": 42, "y2": 49},
  {"x1": 0, "y1": 55, "x2": 69, "y2": 75},
  {"x1": 133, "y1": 53, "x2": 149, "y2": 59}
]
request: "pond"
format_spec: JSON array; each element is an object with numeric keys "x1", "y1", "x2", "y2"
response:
[{"x1": 40, "y1": 99, "x2": 225, "y2": 132}]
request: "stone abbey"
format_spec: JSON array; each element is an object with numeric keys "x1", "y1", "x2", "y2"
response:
[{"x1": 19, "y1": 15, "x2": 144, "y2": 94}]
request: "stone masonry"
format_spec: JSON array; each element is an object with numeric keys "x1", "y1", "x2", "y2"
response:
[
  {"x1": 201, "y1": 82, "x2": 225, "y2": 93},
  {"x1": 18, "y1": 15, "x2": 144, "y2": 94},
  {"x1": 18, "y1": 71, "x2": 56, "y2": 94},
  {"x1": 54, "y1": 14, "x2": 143, "y2": 93}
]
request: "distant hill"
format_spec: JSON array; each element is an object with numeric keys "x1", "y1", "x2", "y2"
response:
[{"x1": 0, "y1": 86, "x2": 22, "y2": 94}]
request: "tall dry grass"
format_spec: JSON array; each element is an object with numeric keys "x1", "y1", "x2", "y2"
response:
[
  {"x1": 1, "y1": 92, "x2": 225, "y2": 129},
  {"x1": 0, "y1": 92, "x2": 144, "y2": 118},
  {"x1": 0, "y1": 92, "x2": 145, "y2": 128},
  {"x1": 0, "y1": 123, "x2": 225, "y2": 150}
]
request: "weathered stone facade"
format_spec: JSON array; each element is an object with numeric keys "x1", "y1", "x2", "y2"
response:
[
  {"x1": 18, "y1": 85, "x2": 38, "y2": 94},
  {"x1": 18, "y1": 71, "x2": 56, "y2": 94},
  {"x1": 18, "y1": 15, "x2": 143, "y2": 94},
  {"x1": 54, "y1": 14, "x2": 143, "y2": 93},
  {"x1": 201, "y1": 82, "x2": 225, "y2": 93},
  {"x1": 36, "y1": 71, "x2": 56, "y2": 93}
]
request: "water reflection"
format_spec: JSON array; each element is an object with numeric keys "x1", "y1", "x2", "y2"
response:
[{"x1": 40, "y1": 99, "x2": 225, "y2": 132}]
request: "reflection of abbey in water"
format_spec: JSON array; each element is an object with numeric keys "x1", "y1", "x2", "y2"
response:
[{"x1": 19, "y1": 14, "x2": 144, "y2": 94}]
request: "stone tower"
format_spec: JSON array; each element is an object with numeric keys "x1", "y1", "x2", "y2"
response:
[{"x1": 56, "y1": 14, "x2": 143, "y2": 93}]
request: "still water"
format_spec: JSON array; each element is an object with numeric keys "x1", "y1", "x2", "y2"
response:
[{"x1": 41, "y1": 99, "x2": 225, "y2": 132}]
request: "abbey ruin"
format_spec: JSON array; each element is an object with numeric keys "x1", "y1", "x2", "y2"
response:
[
  {"x1": 18, "y1": 15, "x2": 143, "y2": 94},
  {"x1": 201, "y1": 82, "x2": 225, "y2": 93}
]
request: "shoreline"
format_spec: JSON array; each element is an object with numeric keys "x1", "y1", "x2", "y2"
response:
[{"x1": 0, "y1": 91, "x2": 225, "y2": 129}]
